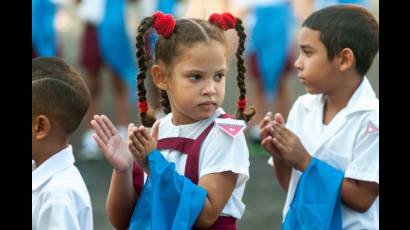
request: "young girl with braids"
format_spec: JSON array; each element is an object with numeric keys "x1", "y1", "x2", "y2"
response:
[{"x1": 91, "y1": 11, "x2": 255, "y2": 229}]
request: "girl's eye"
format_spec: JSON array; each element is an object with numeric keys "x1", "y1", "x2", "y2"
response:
[
  {"x1": 214, "y1": 74, "x2": 225, "y2": 81},
  {"x1": 189, "y1": 74, "x2": 201, "y2": 81}
]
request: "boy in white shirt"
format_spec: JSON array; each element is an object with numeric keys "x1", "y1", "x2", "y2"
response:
[
  {"x1": 259, "y1": 5, "x2": 379, "y2": 229},
  {"x1": 32, "y1": 57, "x2": 94, "y2": 230}
]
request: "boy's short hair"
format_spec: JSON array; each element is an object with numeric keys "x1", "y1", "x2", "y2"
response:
[
  {"x1": 32, "y1": 57, "x2": 90, "y2": 135},
  {"x1": 302, "y1": 4, "x2": 379, "y2": 76}
]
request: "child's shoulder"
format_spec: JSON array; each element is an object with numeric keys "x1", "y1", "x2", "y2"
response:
[
  {"x1": 292, "y1": 93, "x2": 321, "y2": 111},
  {"x1": 213, "y1": 117, "x2": 247, "y2": 139}
]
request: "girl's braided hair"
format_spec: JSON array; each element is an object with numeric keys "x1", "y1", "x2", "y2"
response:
[{"x1": 136, "y1": 12, "x2": 255, "y2": 127}]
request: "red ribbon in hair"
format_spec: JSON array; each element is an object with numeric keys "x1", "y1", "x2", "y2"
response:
[
  {"x1": 152, "y1": 11, "x2": 176, "y2": 38},
  {"x1": 208, "y1": 12, "x2": 237, "y2": 30},
  {"x1": 237, "y1": 98, "x2": 247, "y2": 110},
  {"x1": 138, "y1": 100, "x2": 149, "y2": 113}
]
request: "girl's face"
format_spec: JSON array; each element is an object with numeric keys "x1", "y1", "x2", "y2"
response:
[
  {"x1": 294, "y1": 27, "x2": 340, "y2": 94},
  {"x1": 166, "y1": 41, "x2": 227, "y2": 125}
]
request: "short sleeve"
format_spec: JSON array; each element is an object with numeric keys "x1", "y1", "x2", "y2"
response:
[
  {"x1": 36, "y1": 197, "x2": 82, "y2": 230},
  {"x1": 345, "y1": 113, "x2": 379, "y2": 184},
  {"x1": 199, "y1": 127, "x2": 250, "y2": 184}
]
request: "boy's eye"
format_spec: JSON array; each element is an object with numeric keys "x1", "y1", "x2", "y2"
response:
[
  {"x1": 302, "y1": 50, "x2": 313, "y2": 57},
  {"x1": 214, "y1": 74, "x2": 225, "y2": 81}
]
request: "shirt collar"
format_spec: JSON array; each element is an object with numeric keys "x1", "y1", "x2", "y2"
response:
[
  {"x1": 32, "y1": 145, "x2": 75, "y2": 192},
  {"x1": 159, "y1": 107, "x2": 225, "y2": 139},
  {"x1": 300, "y1": 77, "x2": 378, "y2": 114}
]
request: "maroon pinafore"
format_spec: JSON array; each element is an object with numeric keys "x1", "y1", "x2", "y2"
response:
[{"x1": 133, "y1": 114, "x2": 236, "y2": 230}]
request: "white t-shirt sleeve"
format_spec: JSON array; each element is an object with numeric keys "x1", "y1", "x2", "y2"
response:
[
  {"x1": 36, "y1": 197, "x2": 82, "y2": 230},
  {"x1": 345, "y1": 113, "x2": 379, "y2": 184},
  {"x1": 199, "y1": 127, "x2": 250, "y2": 184}
]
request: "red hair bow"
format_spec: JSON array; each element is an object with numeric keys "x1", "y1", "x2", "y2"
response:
[
  {"x1": 208, "y1": 12, "x2": 237, "y2": 30},
  {"x1": 138, "y1": 100, "x2": 149, "y2": 113},
  {"x1": 237, "y1": 98, "x2": 247, "y2": 110},
  {"x1": 152, "y1": 11, "x2": 176, "y2": 38}
]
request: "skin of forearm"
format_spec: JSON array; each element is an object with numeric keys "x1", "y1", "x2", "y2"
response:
[
  {"x1": 194, "y1": 198, "x2": 221, "y2": 229},
  {"x1": 341, "y1": 178, "x2": 379, "y2": 213},
  {"x1": 107, "y1": 169, "x2": 139, "y2": 230},
  {"x1": 194, "y1": 172, "x2": 238, "y2": 229},
  {"x1": 273, "y1": 156, "x2": 292, "y2": 191}
]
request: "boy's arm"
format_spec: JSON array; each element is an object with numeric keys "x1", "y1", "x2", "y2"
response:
[
  {"x1": 341, "y1": 178, "x2": 379, "y2": 212},
  {"x1": 271, "y1": 156, "x2": 292, "y2": 191},
  {"x1": 260, "y1": 112, "x2": 292, "y2": 191},
  {"x1": 341, "y1": 117, "x2": 379, "y2": 212}
]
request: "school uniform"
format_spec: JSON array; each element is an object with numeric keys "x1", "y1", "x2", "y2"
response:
[
  {"x1": 268, "y1": 77, "x2": 379, "y2": 229},
  {"x1": 77, "y1": 0, "x2": 105, "y2": 72},
  {"x1": 32, "y1": 145, "x2": 93, "y2": 230},
  {"x1": 132, "y1": 107, "x2": 250, "y2": 229}
]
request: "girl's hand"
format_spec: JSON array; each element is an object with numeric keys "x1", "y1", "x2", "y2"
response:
[
  {"x1": 127, "y1": 121, "x2": 160, "y2": 171},
  {"x1": 271, "y1": 121, "x2": 312, "y2": 171},
  {"x1": 91, "y1": 115, "x2": 134, "y2": 172}
]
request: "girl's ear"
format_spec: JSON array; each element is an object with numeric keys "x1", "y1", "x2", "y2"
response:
[
  {"x1": 33, "y1": 115, "x2": 51, "y2": 140},
  {"x1": 338, "y1": 48, "x2": 355, "y2": 72},
  {"x1": 151, "y1": 64, "x2": 168, "y2": 90}
]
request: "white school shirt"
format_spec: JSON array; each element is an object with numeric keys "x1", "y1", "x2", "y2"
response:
[
  {"x1": 32, "y1": 145, "x2": 93, "y2": 230},
  {"x1": 157, "y1": 107, "x2": 250, "y2": 219},
  {"x1": 268, "y1": 77, "x2": 379, "y2": 229},
  {"x1": 77, "y1": 0, "x2": 105, "y2": 25}
]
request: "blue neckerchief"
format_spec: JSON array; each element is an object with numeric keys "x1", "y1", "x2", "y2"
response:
[
  {"x1": 283, "y1": 157, "x2": 344, "y2": 230},
  {"x1": 129, "y1": 150, "x2": 207, "y2": 230},
  {"x1": 32, "y1": 0, "x2": 57, "y2": 57},
  {"x1": 250, "y1": 3, "x2": 294, "y2": 101},
  {"x1": 98, "y1": 0, "x2": 137, "y2": 103}
]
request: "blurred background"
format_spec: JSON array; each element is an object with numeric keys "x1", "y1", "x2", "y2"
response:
[{"x1": 32, "y1": 0, "x2": 379, "y2": 229}]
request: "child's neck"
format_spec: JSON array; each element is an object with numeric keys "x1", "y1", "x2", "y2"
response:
[
  {"x1": 323, "y1": 73, "x2": 363, "y2": 125},
  {"x1": 33, "y1": 136, "x2": 69, "y2": 168}
]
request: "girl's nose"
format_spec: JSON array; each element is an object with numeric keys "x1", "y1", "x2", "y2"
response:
[{"x1": 202, "y1": 81, "x2": 217, "y2": 96}]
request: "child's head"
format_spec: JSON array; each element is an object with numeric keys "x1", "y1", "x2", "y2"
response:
[
  {"x1": 295, "y1": 5, "x2": 378, "y2": 94},
  {"x1": 136, "y1": 12, "x2": 255, "y2": 126},
  {"x1": 32, "y1": 57, "x2": 90, "y2": 157}
]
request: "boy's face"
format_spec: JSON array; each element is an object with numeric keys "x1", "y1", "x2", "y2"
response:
[{"x1": 294, "y1": 27, "x2": 340, "y2": 94}]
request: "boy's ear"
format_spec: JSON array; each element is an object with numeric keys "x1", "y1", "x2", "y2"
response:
[
  {"x1": 32, "y1": 115, "x2": 51, "y2": 140},
  {"x1": 151, "y1": 64, "x2": 168, "y2": 91},
  {"x1": 338, "y1": 48, "x2": 355, "y2": 72}
]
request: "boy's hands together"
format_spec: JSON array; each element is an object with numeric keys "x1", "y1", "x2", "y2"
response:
[
  {"x1": 270, "y1": 120, "x2": 311, "y2": 171},
  {"x1": 259, "y1": 112, "x2": 284, "y2": 159},
  {"x1": 260, "y1": 112, "x2": 312, "y2": 171}
]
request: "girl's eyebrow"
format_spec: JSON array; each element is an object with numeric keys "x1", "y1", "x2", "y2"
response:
[{"x1": 182, "y1": 68, "x2": 226, "y2": 74}]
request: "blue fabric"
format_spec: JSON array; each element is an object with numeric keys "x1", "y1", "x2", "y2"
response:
[
  {"x1": 315, "y1": 0, "x2": 368, "y2": 9},
  {"x1": 283, "y1": 158, "x2": 344, "y2": 230},
  {"x1": 98, "y1": 0, "x2": 137, "y2": 103},
  {"x1": 157, "y1": 0, "x2": 176, "y2": 14},
  {"x1": 250, "y1": 3, "x2": 295, "y2": 101},
  {"x1": 338, "y1": 0, "x2": 368, "y2": 6},
  {"x1": 129, "y1": 150, "x2": 207, "y2": 230},
  {"x1": 146, "y1": 0, "x2": 177, "y2": 58},
  {"x1": 32, "y1": 0, "x2": 57, "y2": 57}
]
